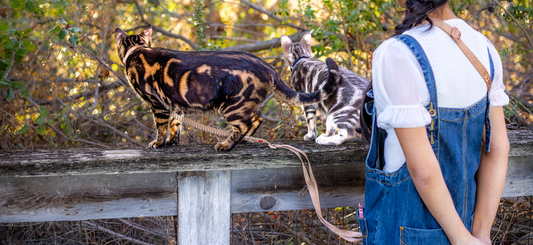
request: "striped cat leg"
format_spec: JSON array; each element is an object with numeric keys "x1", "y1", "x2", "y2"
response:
[
  {"x1": 165, "y1": 117, "x2": 181, "y2": 146},
  {"x1": 244, "y1": 111, "x2": 263, "y2": 137},
  {"x1": 216, "y1": 112, "x2": 255, "y2": 152},
  {"x1": 303, "y1": 104, "x2": 318, "y2": 141},
  {"x1": 148, "y1": 108, "x2": 170, "y2": 148},
  {"x1": 323, "y1": 114, "x2": 337, "y2": 137},
  {"x1": 215, "y1": 121, "x2": 247, "y2": 152}
]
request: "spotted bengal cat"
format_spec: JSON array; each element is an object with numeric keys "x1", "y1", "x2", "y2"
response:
[{"x1": 114, "y1": 25, "x2": 340, "y2": 152}]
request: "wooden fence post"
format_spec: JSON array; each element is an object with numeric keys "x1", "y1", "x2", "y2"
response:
[{"x1": 178, "y1": 170, "x2": 231, "y2": 245}]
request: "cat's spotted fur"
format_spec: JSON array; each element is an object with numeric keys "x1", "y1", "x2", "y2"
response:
[
  {"x1": 281, "y1": 33, "x2": 370, "y2": 145},
  {"x1": 114, "y1": 25, "x2": 340, "y2": 151}
]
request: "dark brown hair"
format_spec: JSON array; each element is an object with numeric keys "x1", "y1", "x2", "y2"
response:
[{"x1": 394, "y1": 0, "x2": 449, "y2": 36}]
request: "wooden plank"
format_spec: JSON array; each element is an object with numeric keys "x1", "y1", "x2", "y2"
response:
[
  {"x1": 0, "y1": 141, "x2": 367, "y2": 176},
  {"x1": 1, "y1": 156, "x2": 532, "y2": 224},
  {"x1": 0, "y1": 173, "x2": 177, "y2": 223},
  {"x1": 232, "y1": 186, "x2": 365, "y2": 213},
  {"x1": 0, "y1": 130, "x2": 529, "y2": 177},
  {"x1": 230, "y1": 165, "x2": 365, "y2": 213},
  {"x1": 0, "y1": 130, "x2": 532, "y2": 224},
  {"x1": 503, "y1": 155, "x2": 533, "y2": 197},
  {"x1": 178, "y1": 171, "x2": 231, "y2": 245}
]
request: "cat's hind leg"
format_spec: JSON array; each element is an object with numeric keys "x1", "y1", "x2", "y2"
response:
[
  {"x1": 165, "y1": 116, "x2": 181, "y2": 146},
  {"x1": 216, "y1": 110, "x2": 255, "y2": 152},
  {"x1": 238, "y1": 111, "x2": 263, "y2": 144},
  {"x1": 323, "y1": 115, "x2": 337, "y2": 137},
  {"x1": 302, "y1": 104, "x2": 318, "y2": 141},
  {"x1": 245, "y1": 111, "x2": 263, "y2": 137}
]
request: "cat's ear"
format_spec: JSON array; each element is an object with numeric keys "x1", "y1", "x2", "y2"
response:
[
  {"x1": 142, "y1": 24, "x2": 152, "y2": 46},
  {"x1": 142, "y1": 24, "x2": 152, "y2": 38},
  {"x1": 300, "y1": 33, "x2": 312, "y2": 51},
  {"x1": 114, "y1": 28, "x2": 127, "y2": 46},
  {"x1": 281, "y1": 35, "x2": 292, "y2": 50}
]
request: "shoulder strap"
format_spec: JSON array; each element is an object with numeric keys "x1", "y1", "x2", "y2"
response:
[
  {"x1": 428, "y1": 18, "x2": 492, "y2": 92},
  {"x1": 395, "y1": 34, "x2": 440, "y2": 147}
]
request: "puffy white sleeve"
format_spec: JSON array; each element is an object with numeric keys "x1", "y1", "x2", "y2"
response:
[
  {"x1": 487, "y1": 39, "x2": 509, "y2": 107},
  {"x1": 372, "y1": 39, "x2": 432, "y2": 129}
]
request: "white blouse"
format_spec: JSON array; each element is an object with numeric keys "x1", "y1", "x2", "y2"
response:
[{"x1": 372, "y1": 19, "x2": 509, "y2": 173}]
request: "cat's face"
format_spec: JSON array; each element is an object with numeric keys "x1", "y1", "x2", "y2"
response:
[
  {"x1": 114, "y1": 25, "x2": 152, "y2": 65},
  {"x1": 280, "y1": 33, "x2": 313, "y2": 68}
]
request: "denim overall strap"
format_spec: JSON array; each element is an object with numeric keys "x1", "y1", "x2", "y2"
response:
[
  {"x1": 484, "y1": 49, "x2": 495, "y2": 152},
  {"x1": 361, "y1": 34, "x2": 493, "y2": 245},
  {"x1": 396, "y1": 35, "x2": 439, "y2": 153}
]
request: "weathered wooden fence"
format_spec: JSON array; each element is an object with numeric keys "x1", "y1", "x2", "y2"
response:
[{"x1": 1, "y1": 130, "x2": 532, "y2": 244}]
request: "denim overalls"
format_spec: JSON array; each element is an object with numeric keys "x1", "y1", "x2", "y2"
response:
[{"x1": 359, "y1": 34, "x2": 494, "y2": 245}]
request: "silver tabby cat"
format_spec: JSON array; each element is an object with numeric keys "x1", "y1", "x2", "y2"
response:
[{"x1": 281, "y1": 33, "x2": 370, "y2": 145}]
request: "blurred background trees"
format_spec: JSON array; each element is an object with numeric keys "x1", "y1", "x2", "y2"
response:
[{"x1": 0, "y1": 0, "x2": 531, "y2": 150}]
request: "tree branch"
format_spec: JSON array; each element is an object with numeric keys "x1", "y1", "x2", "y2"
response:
[
  {"x1": 155, "y1": 0, "x2": 191, "y2": 24},
  {"x1": 240, "y1": 0, "x2": 307, "y2": 31},
  {"x1": 133, "y1": 0, "x2": 199, "y2": 50},
  {"x1": 257, "y1": 212, "x2": 316, "y2": 245},
  {"x1": 223, "y1": 31, "x2": 308, "y2": 52},
  {"x1": 83, "y1": 115, "x2": 146, "y2": 147},
  {"x1": 494, "y1": 0, "x2": 533, "y2": 50},
  {"x1": 77, "y1": 44, "x2": 135, "y2": 93},
  {"x1": 15, "y1": 78, "x2": 122, "y2": 106},
  {"x1": 81, "y1": 221, "x2": 152, "y2": 245},
  {"x1": 49, "y1": 125, "x2": 111, "y2": 148},
  {"x1": 466, "y1": 4, "x2": 490, "y2": 24}
]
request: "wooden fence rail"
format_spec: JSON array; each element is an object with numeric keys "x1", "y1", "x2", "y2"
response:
[{"x1": 1, "y1": 130, "x2": 532, "y2": 244}]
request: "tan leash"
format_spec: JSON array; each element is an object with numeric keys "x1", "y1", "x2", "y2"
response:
[
  {"x1": 426, "y1": 18, "x2": 492, "y2": 92},
  {"x1": 172, "y1": 113, "x2": 362, "y2": 242}
]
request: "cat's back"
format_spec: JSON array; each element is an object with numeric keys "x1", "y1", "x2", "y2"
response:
[
  {"x1": 295, "y1": 59, "x2": 368, "y2": 88},
  {"x1": 135, "y1": 48, "x2": 274, "y2": 71},
  {"x1": 339, "y1": 67, "x2": 369, "y2": 89}
]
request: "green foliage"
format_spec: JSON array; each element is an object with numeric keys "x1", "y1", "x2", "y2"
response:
[
  {"x1": 0, "y1": 0, "x2": 531, "y2": 149},
  {"x1": 9, "y1": 0, "x2": 41, "y2": 14},
  {"x1": 16, "y1": 125, "x2": 28, "y2": 134},
  {"x1": 273, "y1": 0, "x2": 291, "y2": 19},
  {"x1": 506, "y1": 1, "x2": 532, "y2": 20},
  {"x1": 299, "y1": 0, "x2": 316, "y2": 28},
  {"x1": 193, "y1": 0, "x2": 207, "y2": 50},
  {"x1": 191, "y1": 0, "x2": 223, "y2": 51},
  {"x1": 0, "y1": 0, "x2": 41, "y2": 103}
]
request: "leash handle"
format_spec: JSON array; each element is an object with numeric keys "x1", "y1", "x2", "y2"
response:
[{"x1": 172, "y1": 113, "x2": 362, "y2": 241}]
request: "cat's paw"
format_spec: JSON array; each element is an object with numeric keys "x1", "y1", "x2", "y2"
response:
[
  {"x1": 165, "y1": 137, "x2": 179, "y2": 146},
  {"x1": 148, "y1": 140, "x2": 165, "y2": 148},
  {"x1": 316, "y1": 135, "x2": 344, "y2": 145},
  {"x1": 303, "y1": 133, "x2": 316, "y2": 141},
  {"x1": 215, "y1": 142, "x2": 232, "y2": 152}
]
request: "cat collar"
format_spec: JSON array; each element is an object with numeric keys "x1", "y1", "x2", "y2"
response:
[
  {"x1": 122, "y1": 46, "x2": 143, "y2": 65},
  {"x1": 290, "y1": 57, "x2": 308, "y2": 71}
]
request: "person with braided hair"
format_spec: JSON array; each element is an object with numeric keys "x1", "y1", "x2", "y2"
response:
[{"x1": 358, "y1": 0, "x2": 509, "y2": 244}]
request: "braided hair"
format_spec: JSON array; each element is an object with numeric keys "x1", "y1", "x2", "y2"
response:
[{"x1": 394, "y1": 0, "x2": 449, "y2": 36}]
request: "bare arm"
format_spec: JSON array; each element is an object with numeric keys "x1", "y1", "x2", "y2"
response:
[
  {"x1": 471, "y1": 106, "x2": 509, "y2": 243},
  {"x1": 395, "y1": 127, "x2": 485, "y2": 245}
]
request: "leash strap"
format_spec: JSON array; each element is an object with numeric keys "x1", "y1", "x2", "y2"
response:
[
  {"x1": 172, "y1": 113, "x2": 362, "y2": 242},
  {"x1": 427, "y1": 18, "x2": 492, "y2": 91}
]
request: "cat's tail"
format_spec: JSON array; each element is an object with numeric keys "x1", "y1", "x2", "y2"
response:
[{"x1": 272, "y1": 57, "x2": 340, "y2": 105}]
